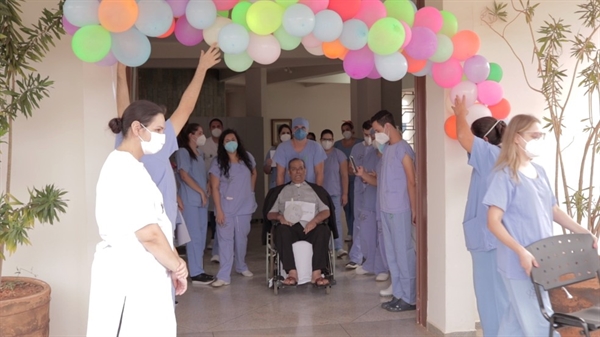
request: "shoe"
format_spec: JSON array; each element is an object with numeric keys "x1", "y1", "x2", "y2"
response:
[
  {"x1": 381, "y1": 297, "x2": 400, "y2": 309},
  {"x1": 345, "y1": 235, "x2": 352, "y2": 242},
  {"x1": 336, "y1": 249, "x2": 348, "y2": 258},
  {"x1": 211, "y1": 255, "x2": 220, "y2": 263},
  {"x1": 211, "y1": 279, "x2": 230, "y2": 287},
  {"x1": 345, "y1": 261, "x2": 359, "y2": 269},
  {"x1": 380, "y1": 284, "x2": 393, "y2": 297},
  {"x1": 207, "y1": 239, "x2": 213, "y2": 250},
  {"x1": 355, "y1": 266, "x2": 370, "y2": 275},
  {"x1": 239, "y1": 270, "x2": 253, "y2": 277},
  {"x1": 191, "y1": 273, "x2": 215, "y2": 285},
  {"x1": 376, "y1": 273, "x2": 389, "y2": 282},
  {"x1": 384, "y1": 298, "x2": 416, "y2": 312}
]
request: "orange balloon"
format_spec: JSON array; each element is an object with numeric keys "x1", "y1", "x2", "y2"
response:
[
  {"x1": 451, "y1": 30, "x2": 480, "y2": 61},
  {"x1": 404, "y1": 52, "x2": 427, "y2": 73},
  {"x1": 444, "y1": 115, "x2": 458, "y2": 139},
  {"x1": 158, "y1": 19, "x2": 176, "y2": 39},
  {"x1": 99, "y1": 0, "x2": 139, "y2": 33},
  {"x1": 338, "y1": 49, "x2": 349, "y2": 60},
  {"x1": 489, "y1": 98, "x2": 511, "y2": 120},
  {"x1": 323, "y1": 40, "x2": 347, "y2": 60}
]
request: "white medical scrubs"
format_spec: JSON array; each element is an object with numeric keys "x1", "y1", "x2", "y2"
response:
[{"x1": 87, "y1": 150, "x2": 176, "y2": 337}]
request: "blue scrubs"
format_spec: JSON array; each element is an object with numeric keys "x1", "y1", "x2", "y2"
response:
[
  {"x1": 483, "y1": 163, "x2": 558, "y2": 337},
  {"x1": 347, "y1": 142, "x2": 367, "y2": 264},
  {"x1": 209, "y1": 153, "x2": 257, "y2": 283},
  {"x1": 175, "y1": 148, "x2": 208, "y2": 277},
  {"x1": 265, "y1": 146, "x2": 277, "y2": 190},
  {"x1": 463, "y1": 137, "x2": 508, "y2": 337},
  {"x1": 322, "y1": 148, "x2": 347, "y2": 251},
  {"x1": 334, "y1": 138, "x2": 362, "y2": 237},
  {"x1": 273, "y1": 140, "x2": 327, "y2": 184}
]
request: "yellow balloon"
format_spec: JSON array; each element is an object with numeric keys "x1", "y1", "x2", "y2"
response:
[{"x1": 246, "y1": 0, "x2": 284, "y2": 35}]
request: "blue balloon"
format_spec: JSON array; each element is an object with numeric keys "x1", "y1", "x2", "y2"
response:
[
  {"x1": 63, "y1": 0, "x2": 100, "y2": 27},
  {"x1": 218, "y1": 23, "x2": 250, "y2": 54},
  {"x1": 340, "y1": 19, "x2": 368, "y2": 51},
  {"x1": 312, "y1": 10, "x2": 343, "y2": 42},
  {"x1": 112, "y1": 28, "x2": 151, "y2": 67},
  {"x1": 186, "y1": 0, "x2": 217, "y2": 30},
  {"x1": 135, "y1": 0, "x2": 174, "y2": 37}
]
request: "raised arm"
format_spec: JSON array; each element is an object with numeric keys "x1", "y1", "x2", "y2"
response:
[
  {"x1": 170, "y1": 44, "x2": 221, "y2": 135},
  {"x1": 453, "y1": 95, "x2": 475, "y2": 153},
  {"x1": 116, "y1": 63, "x2": 130, "y2": 118}
]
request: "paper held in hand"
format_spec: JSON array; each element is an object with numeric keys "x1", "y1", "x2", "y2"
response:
[{"x1": 284, "y1": 199, "x2": 316, "y2": 227}]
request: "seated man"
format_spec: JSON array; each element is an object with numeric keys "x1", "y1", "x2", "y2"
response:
[{"x1": 266, "y1": 158, "x2": 335, "y2": 287}]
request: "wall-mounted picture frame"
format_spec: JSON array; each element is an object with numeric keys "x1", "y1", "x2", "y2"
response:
[{"x1": 271, "y1": 118, "x2": 292, "y2": 146}]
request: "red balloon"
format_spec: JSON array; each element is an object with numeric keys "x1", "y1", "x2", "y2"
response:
[
  {"x1": 489, "y1": 98, "x2": 511, "y2": 120},
  {"x1": 444, "y1": 115, "x2": 457, "y2": 139},
  {"x1": 327, "y1": 0, "x2": 360, "y2": 21}
]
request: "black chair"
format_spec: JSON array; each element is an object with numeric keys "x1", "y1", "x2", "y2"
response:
[{"x1": 526, "y1": 233, "x2": 600, "y2": 337}]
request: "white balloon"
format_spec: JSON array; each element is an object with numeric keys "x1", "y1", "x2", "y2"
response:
[
  {"x1": 247, "y1": 33, "x2": 281, "y2": 65},
  {"x1": 312, "y1": 10, "x2": 343, "y2": 42},
  {"x1": 340, "y1": 19, "x2": 368, "y2": 50},
  {"x1": 64, "y1": 0, "x2": 100, "y2": 27},
  {"x1": 375, "y1": 52, "x2": 408, "y2": 82},
  {"x1": 304, "y1": 44, "x2": 324, "y2": 56},
  {"x1": 466, "y1": 104, "x2": 492, "y2": 125},
  {"x1": 450, "y1": 81, "x2": 478, "y2": 108},
  {"x1": 186, "y1": 0, "x2": 217, "y2": 30},
  {"x1": 218, "y1": 23, "x2": 250, "y2": 54},
  {"x1": 204, "y1": 17, "x2": 232, "y2": 46},
  {"x1": 282, "y1": 4, "x2": 315, "y2": 37},
  {"x1": 135, "y1": 0, "x2": 174, "y2": 37}
]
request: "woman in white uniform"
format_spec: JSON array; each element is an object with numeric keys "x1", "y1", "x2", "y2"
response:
[{"x1": 88, "y1": 101, "x2": 188, "y2": 337}]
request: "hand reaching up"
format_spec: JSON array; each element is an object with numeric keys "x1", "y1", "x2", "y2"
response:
[{"x1": 199, "y1": 43, "x2": 221, "y2": 70}]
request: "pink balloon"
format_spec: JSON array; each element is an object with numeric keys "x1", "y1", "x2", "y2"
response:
[
  {"x1": 305, "y1": 44, "x2": 324, "y2": 56},
  {"x1": 247, "y1": 33, "x2": 281, "y2": 65},
  {"x1": 400, "y1": 22, "x2": 411, "y2": 50},
  {"x1": 353, "y1": 0, "x2": 386, "y2": 28},
  {"x1": 301, "y1": 33, "x2": 321, "y2": 48},
  {"x1": 414, "y1": 6, "x2": 443, "y2": 33},
  {"x1": 167, "y1": 0, "x2": 189, "y2": 18},
  {"x1": 174, "y1": 16, "x2": 204, "y2": 46},
  {"x1": 431, "y1": 58, "x2": 462, "y2": 88},
  {"x1": 367, "y1": 66, "x2": 381, "y2": 79},
  {"x1": 299, "y1": 0, "x2": 329, "y2": 13},
  {"x1": 477, "y1": 81, "x2": 504, "y2": 106},
  {"x1": 62, "y1": 15, "x2": 79, "y2": 35},
  {"x1": 343, "y1": 46, "x2": 375, "y2": 79},
  {"x1": 403, "y1": 27, "x2": 437, "y2": 60},
  {"x1": 96, "y1": 50, "x2": 117, "y2": 67},
  {"x1": 214, "y1": 0, "x2": 239, "y2": 11}
]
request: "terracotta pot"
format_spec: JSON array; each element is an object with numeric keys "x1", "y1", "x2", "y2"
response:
[
  {"x1": 549, "y1": 277, "x2": 600, "y2": 337},
  {"x1": 0, "y1": 277, "x2": 51, "y2": 337}
]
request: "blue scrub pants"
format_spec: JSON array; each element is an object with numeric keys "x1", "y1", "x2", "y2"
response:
[
  {"x1": 344, "y1": 180, "x2": 355, "y2": 236},
  {"x1": 348, "y1": 192, "x2": 363, "y2": 264},
  {"x1": 182, "y1": 205, "x2": 208, "y2": 277},
  {"x1": 470, "y1": 250, "x2": 509, "y2": 337},
  {"x1": 499, "y1": 275, "x2": 558, "y2": 337},
  {"x1": 381, "y1": 211, "x2": 416, "y2": 304},
  {"x1": 216, "y1": 213, "x2": 251, "y2": 283},
  {"x1": 208, "y1": 211, "x2": 220, "y2": 256},
  {"x1": 376, "y1": 220, "x2": 388, "y2": 271},
  {"x1": 358, "y1": 209, "x2": 387, "y2": 274},
  {"x1": 331, "y1": 195, "x2": 343, "y2": 251}
]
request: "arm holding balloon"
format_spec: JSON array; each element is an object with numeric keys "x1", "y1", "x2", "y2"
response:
[
  {"x1": 116, "y1": 62, "x2": 129, "y2": 119},
  {"x1": 452, "y1": 95, "x2": 475, "y2": 153}
]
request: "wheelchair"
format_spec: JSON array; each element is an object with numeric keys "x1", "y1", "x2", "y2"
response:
[{"x1": 265, "y1": 222, "x2": 336, "y2": 295}]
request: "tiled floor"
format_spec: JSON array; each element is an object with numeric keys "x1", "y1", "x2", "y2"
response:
[{"x1": 175, "y1": 222, "x2": 433, "y2": 336}]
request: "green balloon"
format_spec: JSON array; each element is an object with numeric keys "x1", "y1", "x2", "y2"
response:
[
  {"x1": 488, "y1": 63, "x2": 503, "y2": 82},
  {"x1": 276, "y1": 0, "x2": 298, "y2": 8},
  {"x1": 225, "y1": 52, "x2": 253, "y2": 72},
  {"x1": 218, "y1": 10, "x2": 229, "y2": 18},
  {"x1": 232, "y1": 1, "x2": 252, "y2": 31},
  {"x1": 273, "y1": 26, "x2": 301, "y2": 51},
  {"x1": 72, "y1": 25, "x2": 111, "y2": 63},
  {"x1": 247, "y1": 1, "x2": 284, "y2": 36},
  {"x1": 439, "y1": 10, "x2": 458, "y2": 37},
  {"x1": 368, "y1": 18, "x2": 405, "y2": 56},
  {"x1": 384, "y1": 0, "x2": 415, "y2": 27}
]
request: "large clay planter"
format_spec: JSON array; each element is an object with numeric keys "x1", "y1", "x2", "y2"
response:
[{"x1": 0, "y1": 277, "x2": 51, "y2": 337}]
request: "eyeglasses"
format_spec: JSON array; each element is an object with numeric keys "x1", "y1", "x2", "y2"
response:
[{"x1": 521, "y1": 131, "x2": 546, "y2": 140}]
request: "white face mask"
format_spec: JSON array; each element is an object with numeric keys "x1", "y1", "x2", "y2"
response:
[
  {"x1": 196, "y1": 134, "x2": 206, "y2": 147},
  {"x1": 139, "y1": 125, "x2": 166, "y2": 155},
  {"x1": 374, "y1": 131, "x2": 390, "y2": 146},
  {"x1": 342, "y1": 131, "x2": 352, "y2": 140},
  {"x1": 280, "y1": 133, "x2": 291, "y2": 142},
  {"x1": 211, "y1": 128, "x2": 222, "y2": 138},
  {"x1": 364, "y1": 136, "x2": 372, "y2": 146},
  {"x1": 321, "y1": 140, "x2": 333, "y2": 150},
  {"x1": 518, "y1": 134, "x2": 543, "y2": 158}
]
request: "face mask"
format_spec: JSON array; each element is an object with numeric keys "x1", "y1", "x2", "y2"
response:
[
  {"x1": 211, "y1": 128, "x2": 222, "y2": 138},
  {"x1": 139, "y1": 125, "x2": 166, "y2": 155},
  {"x1": 294, "y1": 128, "x2": 307, "y2": 140},
  {"x1": 321, "y1": 140, "x2": 333, "y2": 150},
  {"x1": 374, "y1": 141, "x2": 386, "y2": 154},
  {"x1": 518, "y1": 134, "x2": 542, "y2": 158},
  {"x1": 374, "y1": 131, "x2": 390, "y2": 146},
  {"x1": 196, "y1": 134, "x2": 206, "y2": 147},
  {"x1": 364, "y1": 136, "x2": 372, "y2": 146},
  {"x1": 343, "y1": 131, "x2": 352, "y2": 140},
  {"x1": 280, "y1": 134, "x2": 291, "y2": 142},
  {"x1": 224, "y1": 141, "x2": 238, "y2": 153}
]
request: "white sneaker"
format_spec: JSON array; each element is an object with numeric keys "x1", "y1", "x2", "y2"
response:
[
  {"x1": 336, "y1": 249, "x2": 348, "y2": 258},
  {"x1": 239, "y1": 270, "x2": 253, "y2": 277},
  {"x1": 345, "y1": 235, "x2": 352, "y2": 242},
  {"x1": 207, "y1": 239, "x2": 213, "y2": 249},
  {"x1": 211, "y1": 279, "x2": 230, "y2": 288},
  {"x1": 211, "y1": 255, "x2": 220, "y2": 263},
  {"x1": 379, "y1": 284, "x2": 393, "y2": 297},
  {"x1": 376, "y1": 273, "x2": 389, "y2": 282},
  {"x1": 355, "y1": 266, "x2": 369, "y2": 275}
]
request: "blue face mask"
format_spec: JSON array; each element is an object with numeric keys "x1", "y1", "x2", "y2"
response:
[
  {"x1": 376, "y1": 141, "x2": 386, "y2": 154},
  {"x1": 294, "y1": 128, "x2": 307, "y2": 140},
  {"x1": 224, "y1": 141, "x2": 238, "y2": 153}
]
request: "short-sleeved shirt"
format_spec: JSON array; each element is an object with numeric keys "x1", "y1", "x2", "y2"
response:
[
  {"x1": 322, "y1": 148, "x2": 347, "y2": 197},
  {"x1": 115, "y1": 119, "x2": 179, "y2": 228},
  {"x1": 269, "y1": 181, "x2": 330, "y2": 227},
  {"x1": 357, "y1": 146, "x2": 379, "y2": 212},
  {"x1": 265, "y1": 146, "x2": 277, "y2": 190},
  {"x1": 482, "y1": 163, "x2": 557, "y2": 280},
  {"x1": 334, "y1": 138, "x2": 362, "y2": 158},
  {"x1": 175, "y1": 148, "x2": 207, "y2": 207},
  {"x1": 351, "y1": 142, "x2": 368, "y2": 208},
  {"x1": 378, "y1": 141, "x2": 411, "y2": 214},
  {"x1": 463, "y1": 137, "x2": 501, "y2": 252},
  {"x1": 209, "y1": 152, "x2": 257, "y2": 215},
  {"x1": 273, "y1": 140, "x2": 327, "y2": 184},
  {"x1": 199, "y1": 137, "x2": 219, "y2": 172}
]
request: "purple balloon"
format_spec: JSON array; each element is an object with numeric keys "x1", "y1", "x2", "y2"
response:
[
  {"x1": 96, "y1": 50, "x2": 118, "y2": 67},
  {"x1": 167, "y1": 0, "x2": 189, "y2": 18},
  {"x1": 62, "y1": 15, "x2": 79, "y2": 36},
  {"x1": 343, "y1": 47, "x2": 375, "y2": 80},
  {"x1": 464, "y1": 55, "x2": 490, "y2": 84},
  {"x1": 175, "y1": 16, "x2": 204, "y2": 47},
  {"x1": 403, "y1": 27, "x2": 437, "y2": 60}
]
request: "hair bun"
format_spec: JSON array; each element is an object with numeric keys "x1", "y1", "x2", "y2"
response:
[{"x1": 109, "y1": 117, "x2": 123, "y2": 134}]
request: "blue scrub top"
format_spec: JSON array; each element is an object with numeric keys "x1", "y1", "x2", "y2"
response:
[
  {"x1": 115, "y1": 119, "x2": 179, "y2": 226},
  {"x1": 322, "y1": 148, "x2": 347, "y2": 197},
  {"x1": 265, "y1": 146, "x2": 277, "y2": 190},
  {"x1": 358, "y1": 146, "x2": 379, "y2": 212},
  {"x1": 483, "y1": 163, "x2": 556, "y2": 280},
  {"x1": 351, "y1": 142, "x2": 368, "y2": 209},
  {"x1": 273, "y1": 140, "x2": 327, "y2": 184},
  {"x1": 334, "y1": 138, "x2": 362, "y2": 158},
  {"x1": 463, "y1": 137, "x2": 501, "y2": 252},
  {"x1": 375, "y1": 159, "x2": 382, "y2": 221},
  {"x1": 209, "y1": 152, "x2": 257, "y2": 216},
  {"x1": 175, "y1": 147, "x2": 207, "y2": 207},
  {"x1": 378, "y1": 141, "x2": 412, "y2": 214}
]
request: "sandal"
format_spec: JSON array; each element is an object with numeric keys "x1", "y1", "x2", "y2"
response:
[
  {"x1": 282, "y1": 276, "x2": 297, "y2": 286},
  {"x1": 312, "y1": 277, "x2": 330, "y2": 288}
]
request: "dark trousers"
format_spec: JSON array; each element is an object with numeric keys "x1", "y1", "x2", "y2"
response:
[
  {"x1": 274, "y1": 223, "x2": 331, "y2": 273},
  {"x1": 208, "y1": 211, "x2": 216, "y2": 239}
]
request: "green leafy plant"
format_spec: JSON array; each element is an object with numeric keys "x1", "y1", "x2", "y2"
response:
[
  {"x1": 482, "y1": 0, "x2": 600, "y2": 238},
  {"x1": 0, "y1": 0, "x2": 68, "y2": 278}
]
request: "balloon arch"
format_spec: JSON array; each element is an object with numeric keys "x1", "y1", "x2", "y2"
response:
[{"x1": 64, "y1": 0, "x2": 511, "y2": 138}]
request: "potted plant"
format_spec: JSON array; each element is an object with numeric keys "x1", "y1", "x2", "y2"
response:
[
  {"x1": 0, "y1": 0, "x2": 68, "y2": 336},
  {"x1": 482, "y1": 1, "x2": 599, "y2": 336}
]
